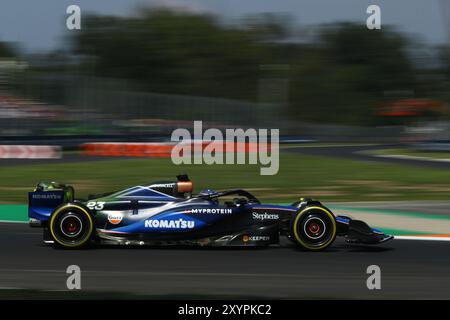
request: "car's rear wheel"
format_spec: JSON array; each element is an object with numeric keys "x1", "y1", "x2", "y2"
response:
[
  {"x1": 289, "y1": 206, "x2": 337, "y2": 251},
  {"x1": 49, "y1": 204, "x2": 94, "y2": 249}
]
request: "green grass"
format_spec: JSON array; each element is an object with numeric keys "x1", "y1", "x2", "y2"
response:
[
  {"x1": 1, "y1": 152, "x2": 450, "y2": 204},
  {"x1": 366, "y1": 148, "x2": 450, "y2": 160}
]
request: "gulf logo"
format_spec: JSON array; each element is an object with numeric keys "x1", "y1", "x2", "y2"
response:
[{"x1": 108, "y1": 213, "x2": 123, "y2": 225}]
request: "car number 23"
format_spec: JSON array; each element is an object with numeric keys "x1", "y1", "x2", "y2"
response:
[{"x1": 86, "y1": 201, "x2": 105, "y2": 210}]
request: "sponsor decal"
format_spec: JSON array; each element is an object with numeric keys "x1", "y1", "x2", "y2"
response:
[
  {"x1": 249, "y1": 236, "x2": 270, "y2": 241},
  {"x1": 108, "y1": 212, "x2": 123, "y2": 225},
  {"x1": 150, "y1": 183, "x2": 176, "y2": 188},
  {"x1": 32, "y1": 194, "x2": 62, "y2": 200},
  {"x1": 243, "y1": 235, "x2": 270, "y2": 242},
  {"x1": 186, "y1": 208, "x2": 233, "y2": 215},
  {"x1": 145, "y1": 218, "x2": 195, "y2": 229},
  {"x1": 252, "y1": 212, "x2": 279, "y2": 221}
]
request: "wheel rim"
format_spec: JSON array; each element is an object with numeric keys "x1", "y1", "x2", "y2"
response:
[
  {"x1": 50, "y1": 206, "x2": 93, "y2": 247},
  {"x1": 60, "y1": 213, "x2": 83, "y2": 238},
  {"x1": 303, "y1": 217, "x2": 326, "y2": 240},
  {"x1": 293, "y1": 208, "x2": 336, "y2": 249}
]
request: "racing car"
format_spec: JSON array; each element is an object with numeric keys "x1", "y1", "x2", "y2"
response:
[{"x1": 28, "y1": 175, "x2": 393, "y2": 250}]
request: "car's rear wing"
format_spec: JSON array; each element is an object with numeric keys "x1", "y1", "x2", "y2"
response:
[{"x1": 28, "y1": 182, "x2": 74, "y2": 227}]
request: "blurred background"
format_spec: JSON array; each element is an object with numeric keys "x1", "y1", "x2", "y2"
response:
[
  {"x1": 0, "y1": 0, "x2": 450, "y2": 209},
  {"x1": 2, "y1": 1, "x2": 450, "y2": 299}
]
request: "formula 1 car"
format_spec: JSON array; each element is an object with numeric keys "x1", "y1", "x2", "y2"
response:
[{"x1": 28, "y1": 175, "x2": 393, "y2": 251}]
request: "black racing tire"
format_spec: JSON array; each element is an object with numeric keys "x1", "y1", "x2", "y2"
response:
[
  {"x1": 289, "y1": 205, "x2": 337, "y2": 251},
  {"x1": 49, "y1": 204, "x2": 94, "y2": 249}
]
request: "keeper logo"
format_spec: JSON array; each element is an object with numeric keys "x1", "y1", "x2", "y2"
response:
[{"x1": 249, "y1": 236, "x2": 270, "y2": 241}]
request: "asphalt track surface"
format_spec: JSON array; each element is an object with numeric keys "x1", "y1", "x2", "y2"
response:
[{"x1": 1, "y1": 222, "x2": 450, "y2": 299}]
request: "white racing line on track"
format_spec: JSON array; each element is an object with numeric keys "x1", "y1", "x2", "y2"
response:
[
  {"x1": 372, "y1": 154, "x2": 450, "y2": 163},
  {"x1": 394, "y1": 235, "x2": 450, "y2": 241},
  {"x1": 0, "y1": 220, "x2": 27, "y2": 224}
]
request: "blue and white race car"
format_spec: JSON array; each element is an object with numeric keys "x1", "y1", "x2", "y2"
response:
[{"x1": 28, "y1": 175, "x2": 393, "y2": 250}]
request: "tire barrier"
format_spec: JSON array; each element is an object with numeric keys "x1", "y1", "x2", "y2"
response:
[
  {"x1": 81, "y1": 142, "x2": 268, "y2": 157},
  {"x1": 0, "y1": 145, "x2": 61, "y2": 159}
]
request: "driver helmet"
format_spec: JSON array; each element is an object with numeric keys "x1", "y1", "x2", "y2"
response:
[{"x1": 199, "y1": 189, "x2": 216, "y2": 196}]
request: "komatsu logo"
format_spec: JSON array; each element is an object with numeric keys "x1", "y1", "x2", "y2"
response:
[
  {"x1": 252, "y1": 212, "x2": 279, "y2": 221},
  {"x1": 145, "y1": 218, "x2": 195, "y2": 229},
  {"x1": 188, "y1": 208, "x2": 232, "y2": 214}
]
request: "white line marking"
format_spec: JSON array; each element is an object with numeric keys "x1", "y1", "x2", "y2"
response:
[
  {"x1": 373, "y1": 154, "x2": 450, "y2": 163},
  {"x1": 0, "y1": 232, "x2": 40, "y2": 235},
  {"x1": 395, "y1": 236, "x2": 450, "y2": 241},
  {"x1": 0, "y1": 220, "x2": 27, "y2": 224}
]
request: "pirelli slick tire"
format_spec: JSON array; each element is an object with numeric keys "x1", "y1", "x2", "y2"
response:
[
  {"x1": 290, "y1": 206, "x2": 337, "y2": 251},
  {"x1": 49, "y1": 204, "x2": 94, "y2": 249}
]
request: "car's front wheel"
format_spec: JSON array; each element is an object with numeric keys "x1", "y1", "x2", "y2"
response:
[
  {"x1": 289, "y1": 206, "x2": 337, "y2": 251},
  {"x1": 49, "y1": 204, "x2": 94, "y2": 249}
]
